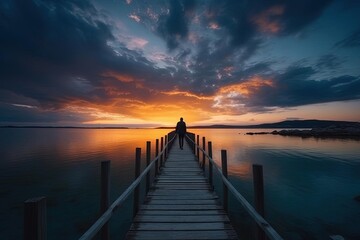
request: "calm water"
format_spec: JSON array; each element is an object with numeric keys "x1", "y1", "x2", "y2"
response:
[{"x1": 0, "y1": 128, "x2": 359, "y2": 240}]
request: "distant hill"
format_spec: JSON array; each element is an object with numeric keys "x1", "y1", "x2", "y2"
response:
[
  {"x1": 185, "y1": 119, "x2": 360, "y2": 129},
  {"x1": 247, "y1": 119, "x2": 360, "y2": 129}
]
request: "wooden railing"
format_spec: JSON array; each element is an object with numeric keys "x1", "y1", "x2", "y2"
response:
[
  {"x1": 23, "y1": 131, "x2": 176, "y2": 240},
  {"x1": 185, "y1": 132, "x2": 284, "y2": 240}
]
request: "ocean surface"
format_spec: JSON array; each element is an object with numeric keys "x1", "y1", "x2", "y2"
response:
[{"x1": 0, "y1": 128, "x2": 359, "y2": 240}]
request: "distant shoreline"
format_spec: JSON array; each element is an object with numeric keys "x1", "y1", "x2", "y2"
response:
[
  {"x1": 1, "y1": 119, "x2": 359, "y2": 130},
  {"x1": 245, "y1": 124, "x2": 360, "y2": 140}
]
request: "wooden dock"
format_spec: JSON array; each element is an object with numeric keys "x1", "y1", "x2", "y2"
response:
[
  {"x1": 25, "y1": 131, "x2": 284, "y2": 240},
  {"x1": 125, "y1": 137, "x2": 238, "y2": 240}
]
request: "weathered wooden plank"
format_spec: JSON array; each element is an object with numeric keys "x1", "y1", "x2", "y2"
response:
[
  {"x1": 160, "y1": 173, "x2": 204, "y2": 176},
  {"x1": 140, "y1": 204, "x2": 222, "y2": 210},
  {"x1": 144, "y1": 199, "x2": 219, "y2": 205},
  {"x1": 156, "y1": 180, "x2": 207, "y2": 184},
  {"x1": 126, "y1": 230, "x2": 238, "y2": 240},
  {"x1": 130, "y1": 222, "x2": 235, "y2": 231},
  {"x1": 136, "y1": 210, "x2": 227, "y2": 216},
  {"x1": 163, "y1": 163, "x2": 199, "y2": 166},
  {"x1": 155, "y1": 182, "x2": 208, "y2": 185},
  {"x1": 134, "y1": 215, "x2": 230, "y2": 223},
  {"x1": 165, "y1": 162, "x2": 198, "y2": 165},
  {"x1": 154, "y1": 185, "x2": 210, "y2": 189},
  {"x1": 157, "y1": 175, "x2": 204, "y2": 180},
  {"x1": 146, "y1": 195, "x2": 219, "y2": 200},
  {"x1": 148, "y1": 192, "x2": 213, "y2": 197},
  {"x1": 162, "y1": 169, "x2": 203, "y2": 173}
]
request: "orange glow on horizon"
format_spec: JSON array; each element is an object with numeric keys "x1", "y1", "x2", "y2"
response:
[{"x1": 58, "y1": 75, "x2": 359, "y2": 127}]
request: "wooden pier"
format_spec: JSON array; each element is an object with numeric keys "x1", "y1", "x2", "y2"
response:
[
  {"x1": 125, "y1": 137, "x2": 238, "y2": 239},
  {"x1": 24, "y1": 131, "x2": 284, "y2": 240}
]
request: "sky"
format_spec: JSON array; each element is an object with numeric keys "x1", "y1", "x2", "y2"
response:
[{"x1": 0, "y1": 0, "x2": 360, "y2": 127}]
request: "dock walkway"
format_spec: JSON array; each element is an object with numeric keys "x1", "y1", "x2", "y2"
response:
[{"x1": 125, "y1": 137, "x2": 238, "y2": 240}]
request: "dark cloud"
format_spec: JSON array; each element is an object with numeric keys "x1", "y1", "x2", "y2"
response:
[
  {"x1": 0, "y1": 0, "x2": 176, "y2": 112},
  {"x1": 0, "y1": 102, "x2": 87, "y2": 124},
  {"x1": 246, "y1": 66, "x2": 360, "y2": 109},
  {"x1": 279, "y1": 0, "x2": 333, "y2": 34},
  {"x1": 157, "y1": 0, "x2": 196, "y2": 50},
  {"x1": 207, "y1": 0, "x2": 332, "y2": 47},
  {"x1": 155, "y1": 0, "x2": 335, "y2": 96},
  {"x1": 0, "y1": 0, "x2": 114, "y2": 107},
  {"x1": 316, "y1": 54, "x2": 343, "y2": 70},
  {"x1": 334, "y1": 29, "x2": 360, "y2": 48}
]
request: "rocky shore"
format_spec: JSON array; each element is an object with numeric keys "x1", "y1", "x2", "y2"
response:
[{"x1": 246, "y1": 123, "x2": 360, "y2": 139}]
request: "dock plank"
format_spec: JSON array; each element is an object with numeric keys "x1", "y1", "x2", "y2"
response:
[{"x1": 126, "y1": 230, "x2": 238, "y2": 240}]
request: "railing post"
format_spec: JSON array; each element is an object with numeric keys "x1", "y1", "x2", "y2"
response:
[
  {"x1": 133, "y1": 148, "x2": 141, "y2": 217},
  {"x1": 146, "y1": 141, "x2": 151, "y2": 194},
  {"x1": 196, "y1": 135, "x2": 199, "y2": 162},
  {"x1": 160, "y1": 137, "x2": 164, "y2": 168},
  {"x1": 100, "y1": 160, "x2": 110, "y2": 240},
  {"x1": 208, "y1": 141, "x2": 213, "y2": 190},
  {"x1": 164, "y1": 135, "x2": 168, "y2": 160},
  {"x1": 253, "y1": 164, "x2": 266, "y2": 240},
  {"x1": 24, "y1": 197, "x2": 47, "y2": 240},
  {"x1": 155, "y1": 139, "x2": 159, "y2": 176},
  {"x1": 221, "y1": 150, "x2": 228, "y2": 212},
  {"x1": 167, "y1": 132, "x2": 172, "y2": 151},
  {"x1": 202, "y1": 137, "x2": 206, "y2": 170}
]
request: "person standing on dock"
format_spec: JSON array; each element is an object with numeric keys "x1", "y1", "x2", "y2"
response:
[{"x1": 176, "y1": 117, "x2": 187, "y2": 149}]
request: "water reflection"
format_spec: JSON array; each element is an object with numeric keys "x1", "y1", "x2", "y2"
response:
[
  {"x1": 192, "y1": 129, "x2": 360, "y2": 240},
  {"x1": 0, "y1": 128, "x2": 172, "y2": 240},
  {"x1": 1, "y1": 128, "x2": 359, "y2": 240}
]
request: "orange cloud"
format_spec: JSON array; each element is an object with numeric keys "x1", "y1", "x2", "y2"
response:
[
  {"x1": 252, "y1": 5, "x2": 284, "y2": 34},
  {"x1": 212, "y1": 76, "x2": 275, "y2": 112},
  {"x1": 218, "y1": 76, "x2": 274, "y2": 97},
  {"x1": 161, "y1": 90, "x2": 213, "y2": 100},
  {"x1": 58, "y1": 75, "x2": 277, "y2": 126},
  {"x1": 102, "y1": 71, "x2": 137, "y2": 83}
]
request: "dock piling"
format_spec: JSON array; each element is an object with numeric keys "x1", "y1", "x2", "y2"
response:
[
  {"x1": 160, "y1": 137, "x2": 164, "y2": 168},
  {"x1": 253, "y1": 164, "x2": 266, "y2": 240},
  {"x1": 155, "y1": 139, "x2": 159, "y2": 176},
  {"x1": 146, "y1": 141, "x2": 151, "y2": 194},
  {"x1": 100, "y1": 161, "x2": 110, "y2": 240},
  {"x1": 133, "y1": 148, "x2": 141, "y2": 217},
  {"x1": 221, "y1": 150, "x2": 228, "y2": 212},
  {"x1": 24, "y1": 197, "x2": 47, "y2": 240},
  {"x1": 196, "y1": 135, "x2": 200, "y2": 162},
  {"x1": 202, "y1": 136, "x2": 206, "y2": 170},
  {"x1": 208, "y1": 141, "x2": 213, "y2": 189}
]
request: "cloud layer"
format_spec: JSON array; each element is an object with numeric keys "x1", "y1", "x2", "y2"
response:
[{"x1": 0, "y1": 0, "x2": 359, "y2": 125}]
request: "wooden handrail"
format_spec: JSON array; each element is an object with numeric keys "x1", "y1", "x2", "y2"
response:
[
  {"x1": 79, "y1": 132, "x2": 176, "y2": 240},
  {"x1": 185, "y1": 134, "x2": 284, "y2": 240}
]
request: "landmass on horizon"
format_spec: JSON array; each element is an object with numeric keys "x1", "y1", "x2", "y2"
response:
[{"x1": 1, "y1": 119, "x2": 359, "y2": 129}]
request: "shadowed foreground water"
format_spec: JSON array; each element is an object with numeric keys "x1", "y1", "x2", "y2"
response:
[{"x1": 0, "y1": 128, "x2": 359, "y2": 239}]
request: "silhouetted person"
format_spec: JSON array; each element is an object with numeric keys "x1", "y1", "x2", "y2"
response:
[{"x1": 176, "y1": 117, "x2": 187, "y2": 149}]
